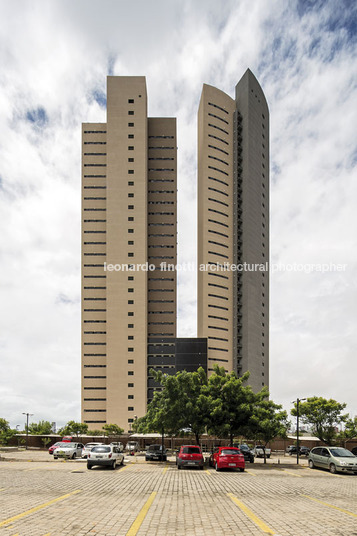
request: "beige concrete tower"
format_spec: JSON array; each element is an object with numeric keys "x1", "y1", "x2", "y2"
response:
[
  {"x1": 81, "y1": 77, "x2": 177, "y2": 431},
  {"x1": 198, "y1": 69, "x2": 269, "y2": 392}
]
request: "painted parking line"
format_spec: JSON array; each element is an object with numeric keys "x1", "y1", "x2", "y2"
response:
[
  {"x1": 227, "y1": 494, "x2": 275, "y2": 535},
  {"x1": 126, "y1": 492, "x2": 157, "y2": 536},
  {"x1": 282, "y1": 470, "x2": 302, "y2": 478},
  {"x1": 204, "y1": 468, "x2": 211, "y2": 475},
  {"x1": 245, "y1": 470, "x2": 257, "y2": 476},
  {"x1": 302, "y1": 495, "x2": 357, "y2": 518},
  {"x1": 0, "y1": 488, "x2": 5, "y2": 491},
  {"x1": 0, "y1": 490, "x2": 81, "y2": 528},
  {"x1": 162, "y1": 466, "x2": 168, "y2": 475}
]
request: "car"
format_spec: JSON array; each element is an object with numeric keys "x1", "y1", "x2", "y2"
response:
[
  {"x1": 145, "y1": 444, "x2": 167, "y2": 462},
  {"x1": 87, "y1": 445, "x2": 124, "y2": 470},
  {"x1": 308, "y1": 446, "x2": 357, "y2": 474},
  {"x1": 48, "y1": 442, "x2": 68, "y2": 455},
  {"x1": 351, "y1": 446, "x2": 357, "y2": 456},
  {"x1": 210, "y1": 447, "x2": 245, "y2": 472},
  {"x1": 286, "y1": 445, "x2": 310, "y2": 456},
  {"x1": 252, "y1": 445, "x2": 271, "y2": 458},
  {"x1": 110, "y1": 442, "x2": 124, "y2": 452},
  {"x1": 177, "y1": 445, "x2": 204, "y2": 470},
  {"x1": 53, "y1": 442, "x2": 84, "y2": 459},
  {"x1": 82, "y1": 442, "x2": 106, "y2": 459},
  {"x1": 126, "y1": 441, "x2": 140, "y2": 454},
  {"x1": 236, "y1": 444, "x2": 254, "y2": 463}
]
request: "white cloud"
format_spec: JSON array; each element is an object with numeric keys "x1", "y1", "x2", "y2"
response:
[{"x1": 0, "y1": 0, "x2": 356, "y2": 427}]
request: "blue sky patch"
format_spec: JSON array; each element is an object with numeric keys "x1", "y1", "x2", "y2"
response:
[
  {"x1": 26, "y1": 106, "x2": 48, "y2": 127},
  {"x1": 92, "y1": 89, "x2": 107, "y2": 108}
]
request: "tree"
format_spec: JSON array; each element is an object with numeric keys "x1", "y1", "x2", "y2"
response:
[
  {"x1": 206, "y1": 366, "x2": 257, "y2": 445},
  {"x1": 0, "y1": 418, "x2": 16, "y2": 445},
  {"x1": 291, "y1": 397, "x2": 348, "y2": 444},
  {"x1": 59, "y1": 421, "x2": 88, "y2": 436},
  {"x1": 249, "y1": 396, "x2": 289, "y2": 463},
  {"x1": 136, "y1": 367, "x2": 210, "y2": 444},
  {"x1": 27, "y1": 420, "x2": 53, "y2": 435},
  {"x1": 102, "y1": 424, "x2": 124, "y2": 436},
  {"x1": 338, "y1": 416, "x2": 357, "y2": 447}
]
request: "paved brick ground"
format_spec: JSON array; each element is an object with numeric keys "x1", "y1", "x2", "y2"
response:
[{"x1": 0, "y1": 452, "x2": 356, "y2": 536}]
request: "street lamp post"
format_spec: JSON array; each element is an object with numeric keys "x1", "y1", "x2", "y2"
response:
[
  {"x1": 22, "y1": 413, "x2": 33, "y2": 450},
  {"x1": 291, "y1": 399, "x2": 306, "y2": 465}
]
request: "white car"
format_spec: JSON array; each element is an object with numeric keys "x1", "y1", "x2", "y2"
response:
[
  {"x1": 82, "y1": 442, "x2": 106, "y2": 459},
  {"x1": 53, "y1": 442, "x2": 84, "y2": 459},
  {"x1": 110, "y1": 442, "x2": 124, "y2": 452},
  {"x1": 87, "y1": 445, "x2": 125, "y2": 470}
]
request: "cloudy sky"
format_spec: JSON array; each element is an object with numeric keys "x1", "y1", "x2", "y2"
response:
[{"x1": 0, "y1": 0, "x2": 356, "y2": 429}]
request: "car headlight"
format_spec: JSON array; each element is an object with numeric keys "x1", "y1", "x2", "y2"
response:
[{"x1": 339, "y1": 461, "x2": 347, "y2": 466}]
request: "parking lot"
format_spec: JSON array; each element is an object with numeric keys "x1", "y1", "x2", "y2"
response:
[{"x1": 0, "y1": 451, "x2": 356, "y2": 536}]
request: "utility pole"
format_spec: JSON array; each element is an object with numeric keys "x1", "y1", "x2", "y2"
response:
[
  {"x1": 291, "y1": 398, "x2": 306, "y2": 465},
  {"x1": 22, "y1": 412, "x2": 33, "y2": 450}
]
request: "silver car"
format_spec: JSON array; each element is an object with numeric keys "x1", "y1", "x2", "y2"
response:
[
  {"x1": 87, "y1": 445, "x2": 124, "y2": 470},
  {"x1": 308, "y1": 446, "x2": 357, "y2": 474},
  {"x1": 82, "y1": 442, "x2": 105, "y2": 459}
]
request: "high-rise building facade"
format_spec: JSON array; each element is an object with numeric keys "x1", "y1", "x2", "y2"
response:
[
  {"x1": 81, "y1": 70, "x2": 269, "y2": 430},
  {"x1": 81, "y1": 77, "x2": 177, "y2": 431},
  {"x1": 197, "y1": 69, "x2": 269, "y2": 392}
]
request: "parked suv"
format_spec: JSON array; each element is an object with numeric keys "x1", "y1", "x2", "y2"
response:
[
  {"x1": 87, "y1": 445, "x2": 124, "y2": 470},
  {"x1": 308, "y1": 446, "x2": 357, "y2": 474},
  {"x1": 286, "y1": 445, "x2": 310, "y2": 456},
  {"x1": 177, "y1": 445, "x2": 204, "y2": 470}
]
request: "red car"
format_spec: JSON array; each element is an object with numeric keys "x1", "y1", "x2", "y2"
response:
[
  {"x1": 210, "y1": 447, "x2": 245, "y2": 472},
  {"x1": 177, "y1": 445, "x2": 204, "y2": 470}
]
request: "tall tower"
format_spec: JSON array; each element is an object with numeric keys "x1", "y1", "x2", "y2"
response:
[
  {"x1": 81, "y1": 77, "x2": 177, "y2": 431},
  {"x1": 197, "y1": 69, "x2": 269, "y2": 392}
]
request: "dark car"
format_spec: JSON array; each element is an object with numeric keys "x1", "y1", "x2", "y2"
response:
[
  {"x1": 351, "y1": 447, "x2": 357, "y2": 456},
  {"x1": 145, "y1": 444, "x2": 167, "y2": 462},
  {"x1": 286, "y1": 445, "x2": 310, "y2": 456},
  {"x1": 236, "y1": 444, "x2": 254, "y2": 463}
]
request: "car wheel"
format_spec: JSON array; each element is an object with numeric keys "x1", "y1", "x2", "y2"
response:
[
  {"x1": 87, "y1": 463, "x2": 92, "y2": 470},
  {"x1": 240, "y1": 468, "x2": 245, "y2": 472},
  {"x1": 267, "y1": 455, "x2": 270, "y2": 459},
  {"x1": 329, "y1": 463, "x2": 337, "y2": 474},
  {"x1": 163, "y1": 456, "x2": 167, "y2": 462},
  {"x1": 200, "y1": 465, "x2": 204, "y2": 470},
  {"x1": 112, "y1": 460, "x2": 116, "y2": 470},
  {"x1": 215, "y1": 462, "x2": 220, "y2": 472},
  {"x1": 120, "y1": 458, "x2": 124, "y2": 466},
  {"x1": 308, "y1": 459, "x2": 314, "y2": 469},
  {"x1": 72, "y1": 453, "x2": 76, "y2": 459},
  {"x1": 177, "y1": 464, "x2": 181, "y2": 470}
]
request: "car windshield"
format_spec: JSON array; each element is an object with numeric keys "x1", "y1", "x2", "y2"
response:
[
  {"x1": 182, "y1": 447, "x2": 200, "y2": 454},
  {"x1": 59, "y1": 443, "x2": 76, "y2": 448},
  {"x1": 92, "y1": 446, "x2": 111, "y2": 453},
  {"x1": 221, "y1": 449, "x2": 239, "y2": 456},
  {"x1": 329, "y1": 448, "x2": 354, "y2": 457},
  {"x1": 147, "y1": 445, "x2": 161, "y2": 451}
]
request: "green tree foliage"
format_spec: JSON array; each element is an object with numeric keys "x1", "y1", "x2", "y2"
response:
[
  {"x1": 291, "y1": 397, "x2": 348, "y2": 444},
  {"x1": 136, "y1": 368, "x2": 210, "y2": 444},
  {"x1": 27, "y1": 420, "x2": 53, "y2": 435},
  {"x1": 89, "y1": 429, "x2": 105, "y2": 436},
  {"x1": 102, "y1": 424, "x2": 124, "y2": 436},
  {"x1": 249, "y1": 396, "x2": 289, "y2": 463},
  {"x1": 206, "y1": 366, "x2": 257, "y2": 446},
  {"x1": 0, "y1": 418, "x2": 16, "y2": 445},
  {"x1": 59, "y1": 421, "x2": 88, "y2": 436}
]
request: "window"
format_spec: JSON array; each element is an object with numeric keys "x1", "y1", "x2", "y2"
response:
[
  {"x1": 128, "y1": 146, "x2": 134, "y2": 150},
  {"x1": 128, "y1": 253, "x2": 134, "y2": 257},
  {"x1": 128, "y1": 300, "x2": 134, "y2": 304},
  {"x1": 128, "y1": 312, "x2": 134, "y2": 316},
  {"x1": 128, "y1": 99, "x2": 134, "y2": 103},
  {"x1": 128, "y1": 371, "x2": 134, "y2": 376},
  {"x1": 128, "y1": 111, "x2": 134, "y2": 115},
  {"x1": 128, "y1": 217, "x2": 134, "y2": 221},
  {"x1": 128, "y1": 359, "x2": 134, "y2": 364},
  {"x1": 128, "y1": 170, "x2": 134, "y2": 175},
  {"x1": 128, "y1": 229, "x2": 134, "y2": 233},
  {"x1": 128, "y1": 395, "x2": 134, "y2": 399},
  {"x1": 128, "y1": 335, "x2": 133, "y2": 340},
  {"x1": 128, "y1": 122, "x2": 134, "y2": 127},
  {"x1": 128, "y1": 324, "x2": 134, "y2": 328},
  {"x1": 128, "y1": 158, "x2": 134, "y2": 162},
  {"x1": 128, "y1": 193, "x2": 134, "y2": 198},
  {"x1": 128, "y1": 348, "x2": 134, "y2": 352},
  {"x1": 128, "y1": 276, "x2": 134, "y2": 280},
  {"x1": 128, "y1": 407, "x2": 134, "y2": 411},
  {"x1": 128, "y1": 383, "x2": 134, "y2": 387},
  {"x1": 128, "y1": 134, "x2": 134, "y2": 139}
]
